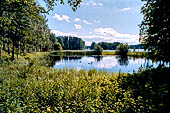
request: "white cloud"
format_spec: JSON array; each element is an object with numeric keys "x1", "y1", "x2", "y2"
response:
[
  {"x1": 82, "y1": 1, "x2": 103, "y2": 7},
  {"x1": 51, "y1": 30, "x2": 78, "y2": 37},
  {"x1": 74, "y1": 17, "x2": 93, "y2": 25},
  {"x1": 94, "y1": 27, "x2": 138, "y2": 39},
  {"x1": 94, "y1": 28, "x2": 118, "y2": 36},
  {"x1": 98, "y1": 3, "x2": 103, "y2": 6},
  {"x1": 93, "y1": 27, "x2": 139, "y2": 44},
  {"x1": 92, "y1": 2, "x2": 96, "y2": 6},
  {"x1": 121, "y1": 8, "x2": 131, "y2": 11},
  {"x1": 74, "y1": 24, "x2": 83, "y2": 29},
  {"x1": 74, "y1": 18, "x2": 81, "y2": 22},
  {"x1": 52, "y1": 13, "x2": 70, "y2": 22},
  {"x1": 83, "y1": 20, "x2": 92, "y2": 25},
  {"x1": 94, "y1": 20, "x2": 100, "y2": 23}
]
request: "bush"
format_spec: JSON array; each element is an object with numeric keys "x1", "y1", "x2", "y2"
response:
[
  {"x1": 115, "y1": 43, "x2": 129, "y2": 56},
  {"x1": 54, "y1": 42, "x2": 62, "y2": 50}
]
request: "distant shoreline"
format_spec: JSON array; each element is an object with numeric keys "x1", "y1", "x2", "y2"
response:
[{"x1": 50, "y1": 50, "x2": 147, "y2": 58}]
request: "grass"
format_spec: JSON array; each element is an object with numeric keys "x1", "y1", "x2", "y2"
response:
[
  {"x1": 102, "y1": 51, "x2": 116, "y2": 55},
  {"x1": 127, "y1": 52, "x2": 147, "y2": 58},
  {"x1": 0, "y1": 52, "x2": 168, "y2": 112}
]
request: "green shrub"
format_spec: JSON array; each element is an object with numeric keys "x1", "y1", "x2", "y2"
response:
[
  {"x1": 116, "y1": 43, "x2": 129, "y2": 56},
  {"x1": 54, "y1": 42, "x2": 62, "y2": 50}
]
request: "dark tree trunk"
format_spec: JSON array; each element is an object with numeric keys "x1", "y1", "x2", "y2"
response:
[
  {"x1": 12, "y1": 43, "x2": 15, "y2": 60},
  {"x1": 0, "y1": 46, "x2": 1, "y2": 56},
  {"x1": 8, "y1": 40, "x2": 10, "y2": 55},
  {"x1": 17, "y1": 41, "x2": 20, "y2": 59}
]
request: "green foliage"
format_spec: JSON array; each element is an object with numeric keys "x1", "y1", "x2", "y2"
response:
[
  {"x1": 139, "y1": 0, "x2": 170, "y2": 62},
  {"x1": 129, "y1": 44, "x2": 144, "y2": 49},
  {"x1": 0, "y1": 0, "x2": 82, "y2": 60},
  {"x1": 0, "y1": 52, "x2": 168, "y2": 112},
  {"x1": 98, "y1": 42, "x2": 121, "y2": 50},
  {"x1": 50, "y1": 33, "x2": 57, "y2": 43},
  {"x1": 115, "y1": 43, "x2": 129, "y2": 56},
  {"x1": 90, "y1": 42, "x2": 97, "y2": 50},
  {"x1": 94, "y1": 45, "x2": 103, "y2": 55},
  {"x1": 54, "y1": 42, "x2": 62, "y2": 50},
  {"x1": 120, "y1": 67, "x2": 169, "y2": 112},
  {"x1": 127, "y1": 52, "x2": 147, "y2": 58},
  {"x1": 57, "y1": 36, "x2": 85, "y2": 50}
]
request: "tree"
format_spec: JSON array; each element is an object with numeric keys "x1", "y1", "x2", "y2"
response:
[
  {"x1": 94, "y1": 45, "x2": 103, "y2": 55},
  {"x1": 139, "y1": 0, "x2": 170, "y2": 62},
  {"x1": 90, "y1": 42, "x2": 97, "y2": 50},
  {"x1": 57, "y1": 36, "x2": 85, "y2": 50},
  {"x1": 97, "y1": 42, "x2": 120, "y2": 50},
  {"x1": 115, "y1": 43, "x2": 129, "y2": 56},
  {"x1": 54, "y1": 42, "x2": 62, "y2": 50}
]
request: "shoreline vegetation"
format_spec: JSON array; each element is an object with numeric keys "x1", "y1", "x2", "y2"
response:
[
  {"x1": 49, "y1": 50, "x2": 147, "y2": 58},
  {"x1": 0, "y1": 52, "x2": 168, "y2": 112}
]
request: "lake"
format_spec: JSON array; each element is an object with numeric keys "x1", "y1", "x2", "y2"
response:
[{"x1": 51, "y1": 55, "x2": 159, "y2": 73}]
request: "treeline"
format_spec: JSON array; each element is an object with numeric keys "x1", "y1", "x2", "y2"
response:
[
  {"x1": 90, "y1": 42, "x2": 120, "y2": 50},
  {"x1": 129, "y1": 45, "x2": 144, "y2": 49},
  {"x1": 57, "y1": 36, "x2": 85, "y2": 50},
  {"x1": 90, "y1": 42, "x2": 144, "y2": 50}
]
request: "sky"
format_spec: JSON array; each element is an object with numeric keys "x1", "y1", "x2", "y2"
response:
[{"x1": 40, "y1": 0, "x2": 143, "y2": 46}]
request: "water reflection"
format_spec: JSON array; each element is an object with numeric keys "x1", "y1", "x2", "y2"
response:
[
  {"x1": 49, "y1": 55, "x2": 63, "y2": 66},
  {"x1": 116, "y1": 56, "x2": 129, "y2": 67},
  {"x1": 51, "y1": 55, "x2": 159, "y2": 73},
  {"x1": 94, "y1": 56, "x2": 103, "y2": 62}
]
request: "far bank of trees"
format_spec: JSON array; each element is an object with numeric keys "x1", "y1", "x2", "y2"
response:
[
  {"x1": 57, "y1": 36, "x2": 85, "y2": 50},
  {"x1": 90, "y1": 41, "x2": 143, "y2": 51}
]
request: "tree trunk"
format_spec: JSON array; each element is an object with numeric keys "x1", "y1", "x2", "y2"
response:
[
  {"x1": 17, "y1": 41, "x2": 20, "y2": 59},
  {"x1": 0, "y1": 46, "x2": 1, "y2": 56},
  {"x1": 8, "y1": 40, "x2": 10, "y2": 55},
  {"x1": 12, "y1": 43, "x2": 15, "y2": 60}
]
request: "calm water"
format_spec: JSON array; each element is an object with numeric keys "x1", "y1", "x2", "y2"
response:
[{"x1": 51, "y1": 55, "x2": 159, "y2": 73}]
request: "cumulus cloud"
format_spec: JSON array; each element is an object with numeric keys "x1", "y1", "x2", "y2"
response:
[
  {"x1": 94, "y1": 27, "x2": 138, "y2": 39},
  {"x1": 74, "y1": 24, "x2": 83, "y2": 29},
  {"x1": 82, "y1": 20, "x2": 92, "y2": 25},
  {"x1": 74, "y1": 17, "x2": 93, "y2": 25},
  {"x1": 74, "y1": 18, "x2": 81, "y2": 22},
  {"x1": 121, "y1": 8, "x2": 131, "y2": 11},
  {"x1": 94, "y1": 28, "x2": 118, "y2": 36},
  {"x1": 52, "y1": 13, "x2": 70, "y2": 22}
]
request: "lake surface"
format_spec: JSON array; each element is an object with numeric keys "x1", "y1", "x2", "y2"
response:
[{"x1": 51, "y1": 55, "x2": 159, "y2": 73}]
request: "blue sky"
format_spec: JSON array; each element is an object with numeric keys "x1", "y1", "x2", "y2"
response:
[{"x1": 40, "y1": 0, "x2": 143, "y2": 45}]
